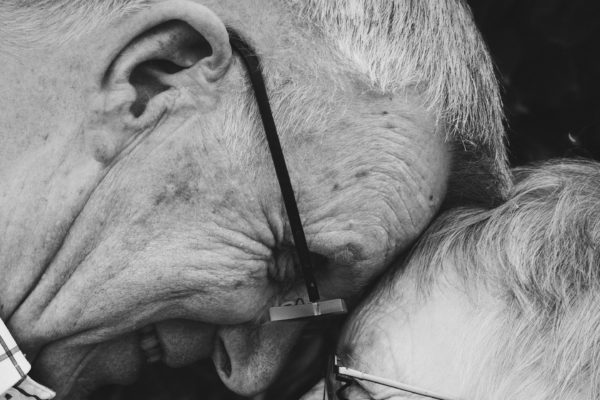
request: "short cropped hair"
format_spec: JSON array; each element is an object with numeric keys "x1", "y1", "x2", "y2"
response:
[
  {"x1": 290, "y1": 0, "x2": 509, "y2": 206},
  {"x1": 406, "y1": 159, "x2": 600, "y2": 399},
  {"x1": 1, "y1": 0, "x2": 510, "y2": 206},
  {"x1": 0, "y1": 1, "x2": 151, "y2": 48}
]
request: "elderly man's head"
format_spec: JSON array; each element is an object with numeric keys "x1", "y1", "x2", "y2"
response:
[
  {"x1": 330, "y1": 159, "x2": 600, "y2": 400},
  {"x1": 0, "y1": 0, "x2": 508, "y2": 398}
]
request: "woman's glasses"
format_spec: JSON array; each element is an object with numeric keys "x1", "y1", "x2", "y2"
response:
[{"x1": 325, "y1": 355, "x2": 460, "y2": 400}]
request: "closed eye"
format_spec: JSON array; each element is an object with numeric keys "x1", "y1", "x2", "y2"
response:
[{"x1": 268, "y1": 246, "x2": 329, "y2": 288}]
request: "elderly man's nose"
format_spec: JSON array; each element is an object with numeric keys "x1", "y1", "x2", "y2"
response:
[{"x1": 213, "y1": 322, "x2": 305, "y2": 396}]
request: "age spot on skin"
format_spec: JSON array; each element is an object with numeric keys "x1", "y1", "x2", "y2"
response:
[
  {"x1": 154, "y1": 192, "x2": 167, "y2": 206},
  {"x1": 332, "y1": 183, "x2": 340, "y2": 192},
  {"x1": 233, "y1": 280, "x2": 244, "y2": 290},
  {"x1": 354, "y1": 170, "x2": 369, "y2": 179}
]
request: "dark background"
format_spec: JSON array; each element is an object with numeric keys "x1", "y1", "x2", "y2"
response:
[
  {"x1": 95, "y1": 1, "x2": 600, "y2": 399},
  {"x1": 469, "y1": 0, "x2": 600, "y2": 164}
]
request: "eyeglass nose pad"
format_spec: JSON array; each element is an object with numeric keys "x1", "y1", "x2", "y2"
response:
[{"x1": 268, "y1": 299, "x2": 348, "y2": 322}]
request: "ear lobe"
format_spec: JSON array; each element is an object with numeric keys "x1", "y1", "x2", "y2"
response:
[{"x1": 87, "y1": 1, "x2": 232, "y2": 164}]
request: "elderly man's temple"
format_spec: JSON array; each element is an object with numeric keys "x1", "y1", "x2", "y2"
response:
[{"x1": 2, "y1": 1, "x2": 595, "y2": 400}]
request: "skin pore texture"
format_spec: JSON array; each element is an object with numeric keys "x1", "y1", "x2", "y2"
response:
[{"x1": 0, "y1": 0, "x2": 503, "y2": 398}]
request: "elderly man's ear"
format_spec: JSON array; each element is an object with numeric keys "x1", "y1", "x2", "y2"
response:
[{"x1": 85, "y1": 0, "x2": 232, "y2": 164}]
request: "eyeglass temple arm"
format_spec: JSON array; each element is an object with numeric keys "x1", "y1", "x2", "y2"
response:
[
  {"x1": 227, "y1": 28, "x2": 320, "y2": 302},
  {"x1": 337, "y1": 365, "x2": 461, "y2": 400}
]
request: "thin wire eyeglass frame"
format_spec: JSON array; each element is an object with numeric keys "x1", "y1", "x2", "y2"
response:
[{"x1": 325, "y1": 355, "x2": 461, "y2": 400}]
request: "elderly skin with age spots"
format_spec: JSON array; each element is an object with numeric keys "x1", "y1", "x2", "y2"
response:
[
  {"x1": 302, "y1": 160, "x2": 600, "y2": 400},
  {"x1": 0, "y1": 0, "x2": 508, "y2": 398}
]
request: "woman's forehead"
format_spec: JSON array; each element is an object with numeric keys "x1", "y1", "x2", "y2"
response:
[{"x1": 338, "y1": 275, "x2": 482, "y2": 371}]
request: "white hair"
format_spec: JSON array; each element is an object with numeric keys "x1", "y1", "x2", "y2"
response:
[
  {"x1": 286, "y1": 0, "x2": 510, "y2": 205},
  {"x1": 1, "y1": 0, "x2": 511, "y2": 205},
  {"x1": 405, "y1": 159, "x2": 600, "y2": 399},
  {"x1": 0, "y1": 0, "x2": 150, "y2": 49}
]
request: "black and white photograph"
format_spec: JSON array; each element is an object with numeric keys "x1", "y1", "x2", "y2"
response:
[{"x1": 1, "y1": 1, "x2": 599, "y2": 399}]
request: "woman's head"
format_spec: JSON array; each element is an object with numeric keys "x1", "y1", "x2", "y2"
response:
[{"x1": 331, "y1": 159, "x2": 600, "y2": 400}]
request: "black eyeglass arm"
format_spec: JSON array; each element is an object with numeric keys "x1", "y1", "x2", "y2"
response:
[{"x1": 228, "y1": 28, "x2": 320, "y2": 302}]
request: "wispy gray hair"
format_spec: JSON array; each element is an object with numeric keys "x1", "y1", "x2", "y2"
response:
[
  {"x1": 1, "y1": 0, "x2": 510, "y2": 205},
  {"x1": 406, "y1": 159, "x2": 600, "y2": 399},
  {"x1": 286, "y1": 0, "x2": 510, "y2": 206},
  {"x1": 0, "y1": 0, "x2": 151, "y2": 49}
]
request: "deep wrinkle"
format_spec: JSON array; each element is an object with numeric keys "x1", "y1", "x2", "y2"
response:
[
  {"x1": 6, "y1": 105, "x2": 171, "y2": 343},
  {"x1": 227, "y1": 27, "x2": 322, "y2": 302}
]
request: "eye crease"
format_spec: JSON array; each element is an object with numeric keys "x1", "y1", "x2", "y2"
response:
[
  {"x1": 267, "y1": 246, "x2": 298, "y2": 285},
  {"x1": 267, "y1": 248, "x2": 329, "y2": 286}
]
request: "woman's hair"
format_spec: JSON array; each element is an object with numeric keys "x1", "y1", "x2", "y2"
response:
[{"x1": 406, "y1": 158, "x2": 600, "y2": 399}]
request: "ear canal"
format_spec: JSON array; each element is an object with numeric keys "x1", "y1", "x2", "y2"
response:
[
  {"x1": 105, "y1": 2, "x2": 232, "y2": 118},
  {"x1": 125, "y1": 20, "x2": 215, "y2": 117},
  {"x1": 86, "y1": 1, "x2": 231, "y2": 165}
]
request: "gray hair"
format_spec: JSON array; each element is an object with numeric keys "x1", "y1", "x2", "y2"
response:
[
  {"x1": 286, "y1": 0, "x2": 510, "y2": 206},
  {"x1": 0, "y1": 1, "x2": 151, "y2": 49},
  {"x1": 405, "y1": 159, "x2": 600, "y2": 399},
  {"x1": 1, "y1": 0, "x2": 510, "y2": 205}
]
